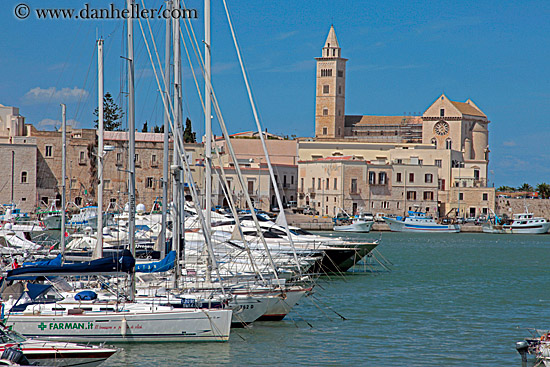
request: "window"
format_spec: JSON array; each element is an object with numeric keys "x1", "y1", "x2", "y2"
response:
[
  {"x1": 459, "y1": 193, "x2": 464, "y2": 200},
  {"x1": 135, "y1": 154, "x2": 140, "y2": 163},
  {"x1": 474, "y1": 169, "x2": 480, "y2": 180},
  {"x1": 338, "y1": 70, "x2": 343, "y2": 77},
  {"x1": 323, "y1": 127, "x2": 328, "y2": 135},
  {"x1": 75, "y1": 197, "x2": 82, "y2": 206},
  {"x1": 407, "y1": 191, "x2": 417, "y2": 200},
  {"x1": 326, "y1": 178, "x2": 329, "y2": 189},
  {"x1": 151, "y1": 154, "x2": 157, "y2": 166},
  {"x1": 312, "y1": 178, "x2": 315, "y2": 189},
  {"x1": 423, "y1": 191, "x2": 434, "y2": 200},
  {"x1": 146, "y1": 177, "x2": 154, "y2": 188},
  {"x1": 110, "y1": 198, "x2": 117, "y2": 204},
  {"x1": 351, "y1": 178, "x2": 358, "y2": 194},
  {"x1": 323, "y1": 85, "x2": 329, "y2": 94},
  {"x1": 79, "y1": 151, "x2": 86, "y2": 164},
  {"x1": 425, "y1": 173, "x2": 433, "y2": 183},
  {"x1": 284, "y1": 175, "x2": 287, "y2": 186},
  {"x1": 446, "y1": 138, "x2": 452, "y2": 150},
  {"x1": 104, "y1": 179, "x2": 110, "y2": 189},
  {"x1": 334, "y1": 178, "x2": 338, "y2": 190},
  {"x1": 300, "y1": 178, "x2": 304, "y2": 189},
  {"x1": 321, "y1": 69, "x2": 333, "y2": 77},
  {"x1": 483, "y1": 193, "x2": 488, "y2": 201},
  {"x1": 45, "y1": 145, "x2": 53, "y2": 157},
  {"x1": 435, "y1": 159, "x2": 442, "y2": 168},
  {"x1": 291, "y1": 176, "x2": 294, "y2": 185},
  {"x1": 431, "y1": 138, "x2": 437, "y2": 148},
  {"x1": 323, "y1": 108, "x2": 328, "y2": 116},
  {"x1": 338, "y1": 86, "x2": 342, "y2": 94},
  {"x1": 419, "y1": 159, "x2": 423, "y2": 165},
  {"x1": 396, "y1": 159, "x2": 402, "y2": 164},
  {"x1": 379, "y1": 172, "x2": 387, "y2": 185},
  {"x1": 396, "y1": 172, "x2": 402, "y2": 182},
  {"x1": 21, "y1": 171, "x2": 28, "y2": 183},
  {"x1": 318, "y1": 178, "x2": 321, "y2": 190},
  {"x1": 409, "y1": 173, "x2": 415, "y2": 183},
  {"x1": 440, "y1": 108, "x2": 445, "y2": 117},
  {"x1": 369, "y1": 171, "x2": 376, "y2": 185},
  {"x1": 247, "y1": 180, "x2": 254, "y2": 194}
]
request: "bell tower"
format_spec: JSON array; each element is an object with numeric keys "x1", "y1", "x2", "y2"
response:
[{"x1": 315, "y1": 26, "x2": 347, "y2": 139}]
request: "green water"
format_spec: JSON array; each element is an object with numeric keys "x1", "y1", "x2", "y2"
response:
[{"x1": 107, "y1": 232, "x2": 549, "y2": 366}]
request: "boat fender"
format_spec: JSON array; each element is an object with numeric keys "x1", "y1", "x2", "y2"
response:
[{"x1": 121, "y1": 317, "x2": 128, "y2": 337}]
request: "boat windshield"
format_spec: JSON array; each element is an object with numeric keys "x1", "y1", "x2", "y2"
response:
[{"x1": 0, "y1": 327, "x2": 26, "y2": 343}]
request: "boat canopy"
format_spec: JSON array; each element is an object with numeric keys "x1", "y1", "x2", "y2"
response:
[
  {"x1": 6, "y1": 250, "x2": 135, "y2": 280},
  {"x1": 136, "y1": 251, "x2": 175, "y2": 273}
]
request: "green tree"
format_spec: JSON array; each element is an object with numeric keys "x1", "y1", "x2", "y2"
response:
[
  {"x1": 93, "y1": 92, "x2": 124, "y2": 131},
  {"x1": 536, "y1": 182, "x2": 550, "y2": 199},
  {"x1": 153, "y1": 125, "x2": 162, "y2": 133},
  {"x1": 517, "y1": 183, "x2": 534, "y2": 192},
  {"x1": 497, "y1": 185, "x2": 515, "y2": 192},
  {"x1": 142, "y1": 121, "x2": 148, "y2": 132},
  {"x1": 183, "y1": 117, "x2": 196, "y2": 143}
]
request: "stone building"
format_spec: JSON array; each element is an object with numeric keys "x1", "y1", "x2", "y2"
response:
[
  {"x1": 30, "y1": 126, "x2": 204, "y2": 212},
  {"x1": 298, "y1": 156, "x2": 439, "y2": 216},
  {"x1": 0, "y1": 140, "x2": 37, "y2": 212}
]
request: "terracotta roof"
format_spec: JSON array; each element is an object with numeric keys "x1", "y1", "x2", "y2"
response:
[
  {"x1": 450, "y1": 101, "x2": 486, "y2": 117},
  {"x1": 345, "y1": 115, "x2": 423, "y2": 127}
]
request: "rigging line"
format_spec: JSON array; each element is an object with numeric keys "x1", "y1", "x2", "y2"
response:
[
  {"x1": 36, "y1": 20, "x2": 87, "y2": 125},
  {"x1": 220, "y1": 0, "x2": 302, "y2": 275},
  {"x1": 177, "y1": 6, "x2": 280, "y2": 281},
  {"x1": 136, "y1": 13, "x2": 226, "y2": 295},
  {"x1": 73, "y1": 45, "x2": 97, "y2": 124}
]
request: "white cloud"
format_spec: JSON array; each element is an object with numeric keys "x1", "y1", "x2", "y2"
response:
[
  {"x1": 37, "y1": 118, "x2": 80, "y2": 130},
  {"x1": 502, "y1": 140, "x2": 516, "y2": 147},
  {"x1": 22, "y1": 86, "x2": 89, "y2": 104}
]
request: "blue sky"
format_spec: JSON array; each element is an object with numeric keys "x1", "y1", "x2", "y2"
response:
[{"x1": 2, "y1": 0, "x2": 550, "y2": 187}]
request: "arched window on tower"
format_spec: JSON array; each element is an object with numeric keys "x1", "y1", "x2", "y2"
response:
[
  {"x1": 431, "y1": 138, "x2": 437, "y2": 148},
  {"x1": 446, "y1": 138, "x2": 452, "y2": 150}
]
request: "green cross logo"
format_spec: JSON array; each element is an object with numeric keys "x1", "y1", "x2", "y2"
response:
[{"x1": 38, "y1": 322, "x2": 47, "y2": 331}]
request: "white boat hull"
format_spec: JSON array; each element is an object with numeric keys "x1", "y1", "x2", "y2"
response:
[
  {"x1": 6, "y1": 308, "x2": 232, "y2": 343},
  {"x1": 384, "y1": 217, "x2": 460, "y2": 233},
  {"x1": 483, "y1": 222, "x2": 550, "y2": 234},
  {"x1": 333, "y1": 220, "x2": 373, "y2": 233},
  {"x1": 0, "y1": 339, "x2": 116, "y2": 367}
]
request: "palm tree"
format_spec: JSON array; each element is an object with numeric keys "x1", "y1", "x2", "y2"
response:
[
  {"x1": 517, "y1": 183, "x2": 534, "y2": 192},
  {"x1": 536, "y1": 183, "x2": 550, "y2": 199},
  {"x1": 497, "y1": 185, "x2": 514, "y2": 192}
]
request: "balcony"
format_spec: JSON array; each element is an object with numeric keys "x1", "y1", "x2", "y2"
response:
[
  {"x1": 350, "y1": 188, "x2": 362, "y2": 195},
  {"x1": 307, "y1": 188, "x2": 315, "y2": 194}
]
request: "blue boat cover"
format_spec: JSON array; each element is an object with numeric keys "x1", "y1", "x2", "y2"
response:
[
  {"x1": 7, "y1": 250, "x2": 135, "y2": 280},
  {"x1": 136, "y1": 251, "x2": 176, "y2": 273},
  {"x1": 74, "y1": 290, "x2": 98, "y2": 300},
  {"x1": 23, "y1": 254, "x2": 63, "y2": 267}
]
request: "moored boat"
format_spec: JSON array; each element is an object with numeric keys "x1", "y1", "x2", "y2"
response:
[{"x1": 383, "y1": 211, "x2": 460, "y2": 233}]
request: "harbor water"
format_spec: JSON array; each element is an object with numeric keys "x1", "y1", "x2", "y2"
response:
[{"x1": 108, "y1": 232, "x2": 549, "y2": 366}]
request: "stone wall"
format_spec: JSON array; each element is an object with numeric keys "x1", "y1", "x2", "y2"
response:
[{"x1": 496, "y1": 198, "x2": 550, "y2": 219}]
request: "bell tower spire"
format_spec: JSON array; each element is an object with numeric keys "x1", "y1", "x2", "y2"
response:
[{"x1": 315, "y1": 25, "x2": 347, "y2": 139}]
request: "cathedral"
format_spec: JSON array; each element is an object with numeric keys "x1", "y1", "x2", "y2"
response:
[{"x1": 299, "y1": 26, "x2": 494, "y2": 218}]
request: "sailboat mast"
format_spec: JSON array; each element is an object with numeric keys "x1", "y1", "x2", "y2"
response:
[
  {"x1": 172, "y1": 0, "x2": 182, "y2": 286},
  {"x1": 161, "y1": 0, "x2": 172, "y2": 259},
  {"x1": 127, "y1": 0, "x2": 136, "y2": 300},
  {"x1": 204, "y1": 0, "x2": 212, "y2": 283},
  {"x1": 60, "y1": 103, "x2": 67, "y2": 255},
  {"x1": 96, "y1": 38, "x2": 104, "y2": 259}
]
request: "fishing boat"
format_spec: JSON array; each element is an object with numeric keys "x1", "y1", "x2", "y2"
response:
[
  {"x1": 483, "y1": 212, "x2": 550, "y2": 234},
  {"x1": 0, "y1": 323, "x2": 117, "y2": 367},
  {"x1": 383, "y1": 211, "x2": 460, "y2": 233}
]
